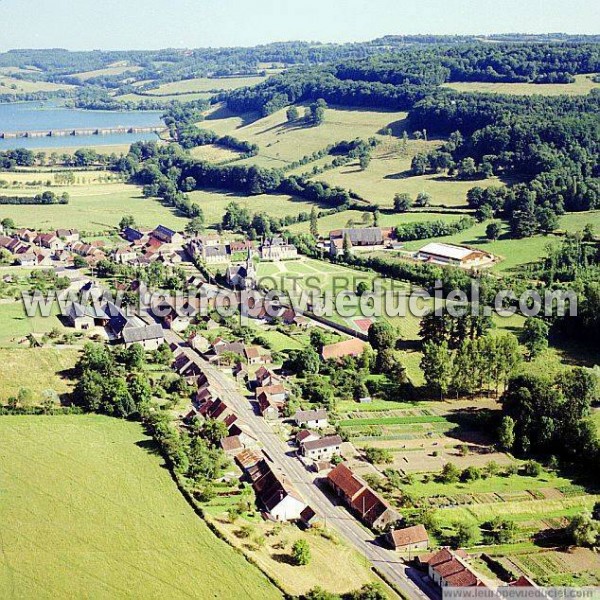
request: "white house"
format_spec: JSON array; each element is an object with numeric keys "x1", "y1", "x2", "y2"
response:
[
  {"x1": 294, "y1": 408, "x2": 329, "y2": 429},
  {"x1": 300, "y1": 435, "x2": 343, "y2": 461}
]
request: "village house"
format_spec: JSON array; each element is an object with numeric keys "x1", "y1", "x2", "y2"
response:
[
  {"x1": 300, "y1": 434, "x2": 342, "y2": 461},
  {"x1": 294, "y1": 408, "x2": 329, "y2": 429},
  {"x1": 15, "y1": 228, "x2": 37, "y2": 243},
  {"x1": 15, "y1": 252, "x2": 36, "y2": 266},
  {"x1": 254, "y1": 366, "x2": 280, "y2": 388},
  {"x1": 248, "y1": 459, "x2": 306, "y2": 522},
  {"x1": 204, "y1": 338, "x2": 247, "y2": 364},
  {"x1": 103, "y1": 302, "x2": 164, "y2": 349},
  {"x1": 150, "y1": 224, "x2": 183, "y2": 246},
  {"x1": 34, "y1": 233, "x2": 65, "y2": 251},
  {"x1": 259, "y1": 236, "x2": 298, "y2": 261},
  {"x1": 256, "y1": 383, "x2": 287, "y2": 404},
  {"x1": 386, "y1": 524, "x2": 429, "y2": 552},
  {"x1": 257, "y1": 393, "x2": 282, "y2": 420},
  {"x1": 296, "y1": 429, "x2": 321, "y2": 446},
  {"x1": 62, "y1": 300, "x2": 109, "y2": 330},
  {"x1": 327, "y1": 463, "x2": 400, "y2": 531},
  {"x1": 321, "y1": 338, "x2": 367, "y2": 361},
  {"x1": 112, "y1": 245, "x2": 138, "y2": 264},
  {"x1": 416, "y1": 242, "x2": 491, "y2": 268},
  {"x1": 235, "y1": 449, "x2": 263, "y2": 473},
  {"x1": 244, "y1": 345, "x2": 271, "y2": 366},
  {"x1": 187, "y1": 238, "x2": 231, "y2": 264},
  {"x1": 419, "y1": 547, "x2": 486, "y2": 589},
  {"x1": 56, "y1": 228, "x2": 80, "y2": 244}
]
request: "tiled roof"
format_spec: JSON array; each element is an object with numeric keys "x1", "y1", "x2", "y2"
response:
[
  {"x1": 389, "y1": 524, "x2": 429, "y2": 548},
  {"x1": 327, "y1": 463, "x2": 366, "y2": 499}
]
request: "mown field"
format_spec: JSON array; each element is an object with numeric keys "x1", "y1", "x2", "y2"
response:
[
  {"x1": 71, "y1": 64, "x2": 142, "y2": 81},
  {"x1": 0, "y1": 301, "x2": 68, "y2": 347},
  {"x1": 442, "y1": 74, "x2": 600, "y2": 96},
  {"x1": 146, "y1": 75, "x2": 269, "y2": 95},
  {"x1": 0, "y1": 415, "x2": 280, "y2": 599},
  {"x1": 0, "y1": 181, "x2": 187, "y2": 231},
  {"x1": 0, "y1": 347, "x2": 79, "y2": 401}
]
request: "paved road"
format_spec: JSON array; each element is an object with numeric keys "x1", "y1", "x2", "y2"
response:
[{"x1": 158, "y1": 324, "x2": 434, "y2": 600}]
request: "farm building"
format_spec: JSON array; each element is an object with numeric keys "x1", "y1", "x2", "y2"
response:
[
  {"x1": 386, "y1": 524, "x2": 429, "y2": 552},
  {"x1": 103, "y1": 302, "x2": 164, "y2": 349},
  {"x1": 294, "y1": 408, "x2": 329, "y2": 429},
  {"x1": 327, "y1": 463, "x2": 400, "y2": 531},
  {"x1": 416, "y1": 242, "x2": 491, "y2": 268},
  {"x1": 150, "y1": 225, "x2": 183, "y2": 245}
]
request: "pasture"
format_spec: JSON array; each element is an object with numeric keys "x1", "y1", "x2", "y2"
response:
[
  {"x1": 189, "y1": 143, "x2": 245, "y2": 163},
  {"x1": 442, "y1": 74, "x2": 600, "y2": 96},
  {"x1": 285, "y1": 209, "x2": 466, "y2": 235},
  {"x1": 201, "y1": 104, "x2": 409, "y2": 169},
  {"x1": 0, "y1": 415, "x2": 280, "y2": 599},
  {"x1": 0, "y1": 347, "x2": 79, "y2": 401},
  {"x1": 0, "y1": 181, "x2": 188, "y2": 231},
  {"x1": 0, "y1": 75, "x2": 76, "y2": 94},
  {"x1": 312, "y1": 142, "x2": 508, "y2": 208},
  {"x1": 187, "y1": 188, "x2": 330, "y2": 228},
  {"x1": 0, "y1": 301, "x2": 68, "y2": 347},
  {"x1": 70, "y1": 64, "x2": 142, "y2": 81},
  {"x1": 145, "y1": 75, "x2": 269, "y2": 96}
]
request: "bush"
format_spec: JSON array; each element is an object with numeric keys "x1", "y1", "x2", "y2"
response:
[
  {"x1": 292, "y1": 539, "x2": 311, "y2": 565},
  {"x1": 522, "y1": 460, "x2": 542, "y2": 477}
]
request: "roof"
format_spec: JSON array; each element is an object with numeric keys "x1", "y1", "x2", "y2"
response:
[
  {"x1": 300, "y1": 506, "x2": 318, "y2": 523},
  {"x1": 296, "y1": 429, "x2": 318, "y2": 443},
  {"x1": 251, "y1": 460, "x2": 304, "y2": 512},
  {"x1": 221, "y1": 435, "x2": 243, "y2": 453},
  {"x1": 235, "y1": 449, "x2": 262, "y2": 470},
  {"x1": 444, "y1": 568, "x2": 480, "y2": 587},
  {"x1": 321, "y1": 338, "x2": 367, "y2": 360},
  {"x1": 389, "y1": 525, "x2": 429, "y2": 548},
  {"x1": 330, "y1": 227, "x2": 383, "y2": 245},
  {"x1": 350, "y1": 487, "x2": 391, "y2": 525},
  {"x1": 295, "y1": 408, "x2": 328, "y2": 423},
  {"x1": 327, "y1": 463, "x2": 366, "y2": 499},
  {"x1": 418, "y1": 242, "x2": 481, "y2": 261},
  {"x1": 302, "y1": 435, "x2": 342, "y2": 452},
  {"x1": 256, "y1": 384, "x2": 286, "y2": 397}
]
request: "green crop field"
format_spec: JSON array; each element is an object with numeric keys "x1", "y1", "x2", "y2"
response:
[
  {"x1": 0, "y1": 182, "x2": 188, "y2": 232},
  {"x1": 0, "y1": 415, "x2": 280, "y2": 599},
  {"x1": 442, "y1": 74, "x2": 600, "y2": 96}
]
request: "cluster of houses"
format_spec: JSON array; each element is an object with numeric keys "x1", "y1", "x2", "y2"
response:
[
  {"x1": 187, "y1": 235, "x2": 298, "y2": 266},
  {"x1": 115, "y1": 224, "x2": 186, "y2": 267},
  {"x1": 0, "y1": 227, "x2": 97, "y2": 267}
]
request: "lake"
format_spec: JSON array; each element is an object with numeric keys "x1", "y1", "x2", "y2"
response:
[{"x1": 0, "y1": 102, "x2": 162, "y2": 150}]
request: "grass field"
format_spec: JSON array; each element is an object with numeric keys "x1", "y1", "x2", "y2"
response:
[
  {"x1": 0, "y1": 75, "x2": 76, "y2": 94},
  {"x1": 71, "y1": 65, "x2": 142, "y2": 81},
  {"x1": 442, "y1": 74, "x2": 600, "y2": 96},
  {"x1": 0, "y1": 182, "x2": 187, "y2": 231},
  {"x1": 285, "y1": 209, "x2": 466, "y2": 235},
  {"x1": 187, "y1": 188, "x2": 329, "y2": 228},
  {"x1": 0, "y1": 301, "x2": 68, "y2": 346},
  {"x1": 145, "y1": 76, "x2": 269, "y2": 96},
  {"x1": 0, "y1": 415, "x2": 280, "y2": 599},
  {"x1": 312, "y1": 142, "x2": 508, "y2": 208},
  {"x1": 559, "y1": 210, "x2": 600, "y2": 233},
  {"x1": 189, "y1": 144, "x2": 245, "y2": 163},
  {"x1": 0, "y1": 347, "x2": 79, "y2": 400},
  {"x1": 201, "y1": 104, "x2": 409, "y2": 169},
  {"x1": 396, "y1": 221, "x2": 555, "y2": 273}
]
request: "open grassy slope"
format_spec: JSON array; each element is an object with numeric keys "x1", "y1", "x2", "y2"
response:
[
  {"x1": 0, "y1": 415, "x2": 281, "y2": 600},
  {"x1": 0, "y1": 182, "x2": 187, "y2": 231},
  {"x1": 443, "y1": 74, "x2": 600, "y2": 96}
]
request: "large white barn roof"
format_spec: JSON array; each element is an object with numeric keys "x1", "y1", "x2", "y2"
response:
[{"x1": 418, "y1": 242, "x2": 477, "y2": 260}]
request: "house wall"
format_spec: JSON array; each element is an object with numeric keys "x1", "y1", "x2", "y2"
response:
[{"x1": 270, "y1": 495, "x2": 306, "y2": 521}]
